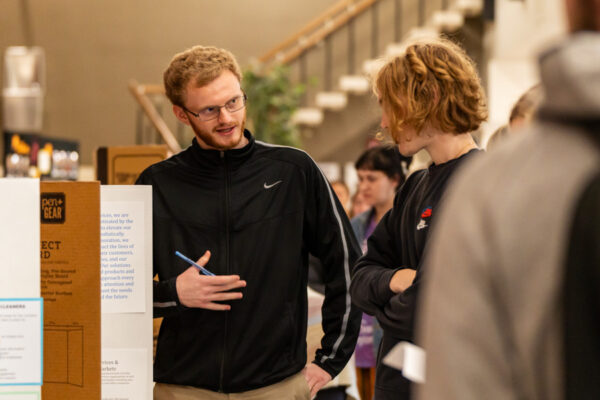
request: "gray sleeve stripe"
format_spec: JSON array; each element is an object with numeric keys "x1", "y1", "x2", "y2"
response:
[
  {"x1": 318, "y1": 166, "x2": 352, "y2": 362},
  {"x1": 154, "y1": 301, "x2": 177, "y2": 308},
  {"x1": 256, "y1": 141, "x2": 353, "y2": 363}
]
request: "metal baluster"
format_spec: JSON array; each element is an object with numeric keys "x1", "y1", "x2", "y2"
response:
[
  {"x1": 19, "y1": 0, "x2": 34, "y2": 46},
  {"x1": 135, "y1": 108, "x2": 143, "y2": 145},
  {"x1": 394, "y1": 0, "x2": 402, "y2": 43},
  {"x1": 347, "y1": 17, "x2": 355, "y2": 75},
  {"x1": 483, "y1": 0, "x2": 495, "y2": 20},
  {"x1": 155, "y1": 99, "x2": 164, "y2": 144},
  {"x1": 419, "y1": 0, "x2": 426, "y2": 27},
  {"x1": 299, "y1": 52, "x2": 308, "y2": 105},
  {"x1": 371, "y1": 1, "x2": 379, "y2": 58},
  {"x1": 324, "y1": 36, "x2": 332, "y2": 91},
  {"x1": 144, "y1": 112, "x2": 152, "y2": 145}
]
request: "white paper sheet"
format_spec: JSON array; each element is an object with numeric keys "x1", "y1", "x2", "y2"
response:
[
  {"x1": 0, "y1": 179, "x2": 40, "y2": 297},
  {"x1": 101, "y1": 201, "x2": 145, "y2": 314},
  {"x1": 383, "y1": 341, "x2": 426, "y2": 383},
  {"x1": 101, "y1": 348, "x2": 147, "y2": 400},
  {"x1": 0, "y1": 299, "x2": 42, "y2": 386},
  {"x1": 100, "y1": 186, "x2": 153, "y2": 400}
]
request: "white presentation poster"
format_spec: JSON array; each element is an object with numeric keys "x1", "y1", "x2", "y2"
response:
[
  {"x1": 101, "y1": 201, "x2": 145, "y2": 313},
  {"x1": 0, "y1": 179, "x2": 42, "y2": 398},
  {"x1": 0, "y1": 179, "x2": 40, "y2": 297},
  {"x1": 100, "y1": 186, "x2": 153, "y2": 400}
]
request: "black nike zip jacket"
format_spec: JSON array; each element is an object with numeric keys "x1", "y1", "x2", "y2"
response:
[{"x1": 136, "y1": 130, "x2": 361, "y2": 393}]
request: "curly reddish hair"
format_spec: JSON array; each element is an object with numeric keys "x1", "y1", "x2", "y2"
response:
[
  {"x1": 163, "y1": 45, "x2": 242, "y2": 107},
  {"x1": 374, "y1": 37, "x2": 487, "y2": 142}
]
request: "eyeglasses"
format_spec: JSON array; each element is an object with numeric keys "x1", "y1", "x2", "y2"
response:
[{"x1": 182, "y1": 94, "x2": 247, "y2": 121}]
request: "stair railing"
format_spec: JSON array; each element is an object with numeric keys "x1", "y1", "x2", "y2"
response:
[
  {"x1": 257, "y1": 0, "x2": 429, "y2": 112},
  {"x1": 128, "y1": 80, "x2": 181, "y2": 154},
  {"x1": 128, "y1": 0, "x2": 480, "y2": 148}
]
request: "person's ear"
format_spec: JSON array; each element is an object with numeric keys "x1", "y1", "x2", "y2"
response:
[
  {"x1": 173, "y1": 105, "x2": 191, "y2": 126},
  {"x1": 391, "y1": 174, "x2": 401, "y2": 189}
]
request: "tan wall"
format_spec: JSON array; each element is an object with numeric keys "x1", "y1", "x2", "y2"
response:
[{"x1": 0, "y1": 0, "x2": 338, "y2": 163}]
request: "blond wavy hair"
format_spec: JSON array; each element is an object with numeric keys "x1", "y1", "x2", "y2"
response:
[
  {"x1": 374, "y1": 37, "x2": 487, "y2": 142},
  {"x1": 163, "y1": 45, "x2": 242, "y2": 107}
]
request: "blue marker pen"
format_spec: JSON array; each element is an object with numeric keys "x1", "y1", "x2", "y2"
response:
[{"x1": 175, "y1": 251, "x2": 216, "y2": 276}]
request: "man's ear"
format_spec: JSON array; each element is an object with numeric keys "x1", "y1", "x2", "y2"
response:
[{"x1": 173, "y1": 105, "x2": 191, "y2": 126}]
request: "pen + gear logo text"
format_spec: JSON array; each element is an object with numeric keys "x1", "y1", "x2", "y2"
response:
[{"x1": 41, "y1": 192, "x2": 66, "y2": 224}]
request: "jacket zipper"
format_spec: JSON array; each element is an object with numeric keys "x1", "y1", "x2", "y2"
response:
[{"x1": 219, "y1": 150, "x2": 230, "y2": 392}]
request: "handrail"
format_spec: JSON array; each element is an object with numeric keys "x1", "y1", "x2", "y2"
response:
[
  {"x1": 259, "y1": 0, "x2": 380, "y2": 66},
  {"x1": 130, "y1": 0, "x2": 396, "y2": 144},
  {"x1": 259, "y1": 0, "x2": 353, "y2": 63},
  {"x1": 141, "y1": 84, "x2": 166, "y2": 95},
  {"x1": 128, "y1": 79, "x2": 182, "y2": 154}
]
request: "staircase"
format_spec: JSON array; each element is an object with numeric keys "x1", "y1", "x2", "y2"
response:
[
  {"x1": 256, "y1": 0, "x2": 488, "y2": 161},
  {"x1": 130, "y1": 0, "x2": 489, "y2": 163}
]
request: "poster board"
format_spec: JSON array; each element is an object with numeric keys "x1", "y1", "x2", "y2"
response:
[
  {"x1": 40, "y1": 181, "x2": 101, "y2": 399},
  {"x1": 100, "y1": 185, "x2": 153, "y2": 400},
  {"x1": 0, "y1": 179, "x2": 42, "y2": 399}
]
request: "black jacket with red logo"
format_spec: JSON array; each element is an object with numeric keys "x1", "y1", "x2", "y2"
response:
[
  {"x1": 350, "y1": 149, "x2": 481, "y2": 400},
  {"x1": 137, "y1": 130, "x2": 361, "y2": 393}
]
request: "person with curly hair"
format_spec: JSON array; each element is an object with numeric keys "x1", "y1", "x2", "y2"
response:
[{"x1": 349, "y1": 37, "x2": 487, "y2": 400}]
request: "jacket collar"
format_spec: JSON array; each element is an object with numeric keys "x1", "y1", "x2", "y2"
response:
[{"x1": 188, "y1": 129, "x2": 256, "y2": 169}]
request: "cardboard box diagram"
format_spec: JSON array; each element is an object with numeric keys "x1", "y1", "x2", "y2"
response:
[
  {"x1": 43, "y1": 324, "x2": 83, "y2": 386},
  {"x1": 40, "y1": 181, "x2": 101, "y2": 400}
]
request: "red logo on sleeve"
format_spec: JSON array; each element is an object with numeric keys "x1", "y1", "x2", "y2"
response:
[{"x1": 421, "y1": 207, "x2": 432, "y2": 218}]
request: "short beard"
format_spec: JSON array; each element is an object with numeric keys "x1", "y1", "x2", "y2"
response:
[{"x1": 191, "y1": 114, "x2": 246, "y2": 150}]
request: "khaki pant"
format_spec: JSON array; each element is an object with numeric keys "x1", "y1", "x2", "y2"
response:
[{"x1": 154, "y1": 371, "x2": 310, "y2": 400}]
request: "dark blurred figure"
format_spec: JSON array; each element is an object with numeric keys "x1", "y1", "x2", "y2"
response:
[
  {"x1": 564, "y1": 171, "x2": 600, "y2": 400},
  {"x1": 417, "y1": 0, "x2": 600, "y2": 398}
]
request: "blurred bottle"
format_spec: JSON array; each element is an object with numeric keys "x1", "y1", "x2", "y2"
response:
[{"x1": 3, "y1": 46, "x2": 45, "y2": 132}]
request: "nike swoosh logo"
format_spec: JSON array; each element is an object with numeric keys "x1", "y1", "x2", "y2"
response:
[{"x1": 264, "y1": 180, "x2": 283, "y2": 189}]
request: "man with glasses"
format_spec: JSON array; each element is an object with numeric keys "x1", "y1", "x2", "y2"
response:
[{"x1": 137, "y1": 45, "x2": 361, "y2": 400}]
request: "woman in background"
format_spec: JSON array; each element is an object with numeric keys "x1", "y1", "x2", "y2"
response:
[{"x1": 351, "y1": 145, "x2": 407, "y2": 400}]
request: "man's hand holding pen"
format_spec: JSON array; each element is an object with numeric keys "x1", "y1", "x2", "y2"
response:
[{"x1": 175, "y1": 250, "x2": 246, "y2": 311}]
